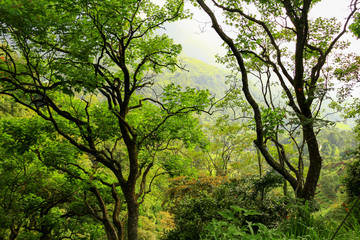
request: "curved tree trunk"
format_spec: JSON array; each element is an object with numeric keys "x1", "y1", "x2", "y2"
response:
[{"x1": 195, "y1": 0, "x2": 332, "y2": 201}]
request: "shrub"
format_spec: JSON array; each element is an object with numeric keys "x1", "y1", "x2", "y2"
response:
[
  {"x1": 162, "y1": 171, "x2": 287, "y2": 240},
  {"x1": 343, "y1": 158, "x2": 360, "y2": 198}
]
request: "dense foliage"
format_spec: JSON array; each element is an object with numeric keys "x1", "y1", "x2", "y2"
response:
[
  {"x1": 1, "y1": 0, "x2": 360, "y2": 239},
  {"x1": 163, "y1": 172, "x2": 286, "y2": 240}
]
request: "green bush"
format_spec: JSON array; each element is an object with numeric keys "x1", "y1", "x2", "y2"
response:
[
  {"x1": 162, "y1": 194, "x2": 218, "y2": 240},
  {"x1": 344, "y1": 158, "x2": 360, "y2": 198},
  {"x1": 162, "y1": 171, "x2": 287, "y2": 240},
  {"x1": 278, "y1": 201, "x2": 331, "y2": 239},
  {"x1": 343, "y1": 157, "x2": 360, "y2": 224}
]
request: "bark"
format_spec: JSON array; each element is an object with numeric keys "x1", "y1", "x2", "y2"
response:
[
  {"x1": 121, "y1": 176, "x2": 139, "y2": 240},
  {"x1": 300, "y1": 123, "x2": 323, "y2": 199},
  {"x1": 121, "y1": 136, "x2": 140, "y2": 240},
  {"x1": 125, "y1": 196, "x2": 139, "y2": 240},
  {"x1": 111, "y1": 184, "x2": 125, "y2": 240}
]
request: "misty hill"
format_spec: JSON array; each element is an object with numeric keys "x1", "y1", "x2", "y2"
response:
[{"x1": 156, "y1": 56, "x2": 229, "y2": 98}]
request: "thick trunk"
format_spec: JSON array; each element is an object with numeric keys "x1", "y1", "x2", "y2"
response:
[
  {"x1": 124, "y1": 143, "x2": 140, "y2": 240},
  {"x1": 126, "y1": 200, "x2": 139, "y2": 240},
  {"x1": 122, "y1": 183, "x2": 139, "y2": 240},
  {"x1": 299, "y1": 124, "x2": 322, "y2": 200}
]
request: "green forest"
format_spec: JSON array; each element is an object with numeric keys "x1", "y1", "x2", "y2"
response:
[{"x1": 0, "y1": 0, "x2": 360, "y2": 239}]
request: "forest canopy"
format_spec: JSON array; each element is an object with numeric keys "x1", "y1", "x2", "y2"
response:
[{"x1": 1, "y1": 0, "x2": 360, "y2": 240}]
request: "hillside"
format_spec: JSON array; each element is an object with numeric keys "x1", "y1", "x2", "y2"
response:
[{"x1": 156, "y1": 56, "x2": 229, "y2": 98}]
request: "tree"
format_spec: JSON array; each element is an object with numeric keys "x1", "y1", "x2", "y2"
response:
[
  {"x1": 0, "y1": 105, "x2": 106, "y2": 239},
  {"x1": 203, "y1": 117, "x2": 254, "y2": 176},
  {"x1": 193, "y1": 0, "x2": 358, "y2": 200},
  {"x1": 0, "y1": 1, "x2": 210, "y2": 239}
]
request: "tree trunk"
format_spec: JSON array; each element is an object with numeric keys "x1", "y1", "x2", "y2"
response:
[
  {"x1": 299, "y1": 123, "x2": 322, "y2": 200},
  {"x1": 257, "y1": 146, "x2": 262, "y2": 179},
  {"x1": 122, "y1": 183, "x2": 139, "y2": 240},
  {"x1": 126, "y1": 200, "x2": 139, "y2": 240}
]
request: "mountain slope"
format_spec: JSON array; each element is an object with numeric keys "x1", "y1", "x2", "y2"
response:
[{"x1": 156, "y1": 56, "x2": 229, "y2": 98}]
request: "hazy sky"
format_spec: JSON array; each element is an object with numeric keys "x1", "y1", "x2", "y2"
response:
[{"x1": 160, "y1": 0, "x2": 360, "y2": 68}]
